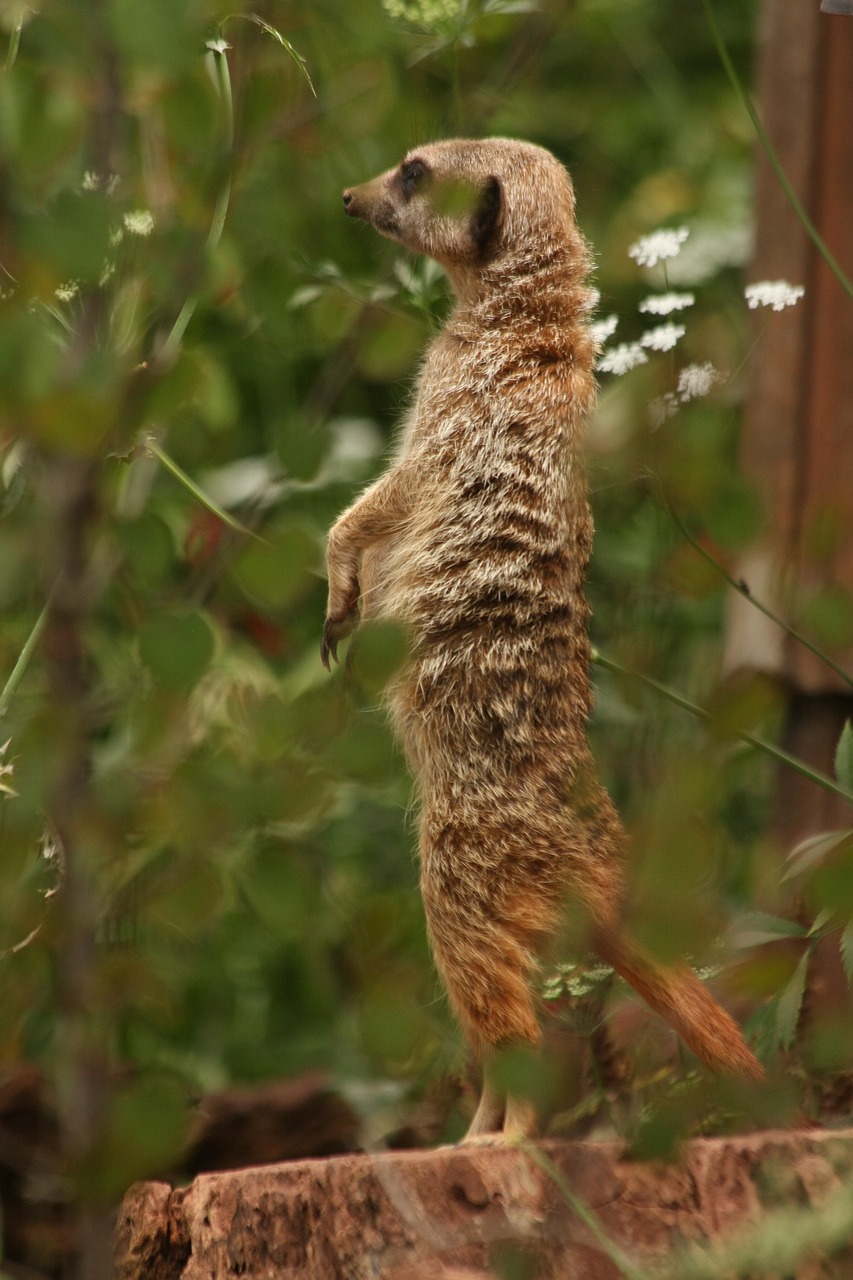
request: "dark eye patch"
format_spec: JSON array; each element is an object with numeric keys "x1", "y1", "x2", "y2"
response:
[{"x1": 399, "y1": 158, "x2": 427, "y2": 198}]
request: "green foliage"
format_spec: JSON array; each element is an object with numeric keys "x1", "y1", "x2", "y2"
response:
[{"x1": 1, "y1": 4, "x2": 852, "y2": 1272}]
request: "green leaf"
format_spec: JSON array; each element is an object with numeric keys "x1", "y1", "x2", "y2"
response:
[
  {"x1": 233, "y1": 527, "x2": 315, "y2": 608},
  {"x1": 774, "y1": 949, "x2": 810, "y2": 1051},
  {"x1": 840, "y1": 920, "x2": 853, "y2": 986},
  {"x1": 138, "y1": 611, "x2": 215, "y2": 690},
  {"x1": 785, "y1": 828, "x2": 853, "y2": 880},
  {"x1": 730, "y1": 912, "x2": 810, "y2": 949},
  {"x1": 835, "y1": 720, "x2": 853, "y2": 792},
  {"x1": 349, "y1": 620, "x2": 408, "y2": 700},
  {"x1": 149, "y1": 442, "x2": 260, "y2": 540}
]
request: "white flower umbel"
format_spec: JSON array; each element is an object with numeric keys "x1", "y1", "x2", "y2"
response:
[
  {"x1": 123, "y1": 210, "x2": 155, "y2": 237},
  {"x1": 677, "y1": 362, "x2": 723, "y2": 402},
  {"x1": 589, "y1": 314, "x2": 619, "y2": 346},
  {"x1": 639, "y1": 291, "x2": 695, "y2": 316},
  {"x1": 744, "y1": 280, "x2": 805, "y2": 312},
  {"x1": 648, "y1": 393, "x2": 679, "y2": 429},
  {"x1": 628, "y1": 227, "x2": 689, "y2": 269},
  {"x1": 597, "y1": 343, "x2": 648, "y2": 375},
  {"x1": 640, "y1": 322, "x2": 685, "y2": 352}
]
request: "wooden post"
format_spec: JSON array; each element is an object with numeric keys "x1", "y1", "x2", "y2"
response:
[{"x1": 724, "y1": 2, "x2": 853, "y2": 1034}]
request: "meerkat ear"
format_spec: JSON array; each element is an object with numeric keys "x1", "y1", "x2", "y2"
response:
[{"x1": 470, "y1": 175, "x2": 503, "y2": 254}]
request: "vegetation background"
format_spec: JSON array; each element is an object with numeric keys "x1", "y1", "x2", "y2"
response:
[{"x1": 0, "y1": 0, "x2": 852, "y2": 1271}]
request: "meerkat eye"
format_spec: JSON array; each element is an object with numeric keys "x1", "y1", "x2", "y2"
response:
[{"x1": 399, "y1": 159, "x2": 427, "y2": 198}]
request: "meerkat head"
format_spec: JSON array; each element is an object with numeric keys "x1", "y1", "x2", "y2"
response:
[{"x1": 342, "y1": 138, "x2": 582, "y2": 296}]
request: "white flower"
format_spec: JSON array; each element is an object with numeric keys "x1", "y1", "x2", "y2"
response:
[
  {"x1": 640, "y1": 322, "x2": 685, "y2": 352},
  {"x1": 597, "y1": 343, "x2": 648, "y2": 375},
  {"x1": 665, "y1": 220, "x2": 753, "y2": 286},
  {"x1": 82, "y1": 171, "x2": 119, "y2": 195},
  {"x1": 55, "y1": 280, "x2": 79, "y2": 302},
  {"x1": 628, "y1": 227, "x2": 689, "y2": 269},
  {"x1": 382, "y1": 0, "x2": 460, "y2": 24},
  {"x1": 639, "y1": 291, "x2": 695, "y2": 316},
  {"x1": 677, "y1": 362, "x2": 723, "y2": 401},
  {"x1": 744, "y1": 280, "x2": 804, "y2": 311},
  {"x1": 588, "y1": 314, "x2": 619, "y2": 346},
  {"x1": 648, "y1": 393, "x2": 679, "y2": 429},
  {"x1": 0, "y1": 739, "x2": 15, "y2": 798},
  {"x1": 123, "y1": 210, "x2": 155, "y2": 237}
]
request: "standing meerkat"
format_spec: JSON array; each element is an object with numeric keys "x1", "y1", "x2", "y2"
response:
[{"x1": 322, "y1": 138, "x2": 763, "y2": 1141}]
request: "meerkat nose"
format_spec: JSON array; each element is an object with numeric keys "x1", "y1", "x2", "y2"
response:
[{"x1": 342, "y1": 190, "x2": 354, "y2": 212}]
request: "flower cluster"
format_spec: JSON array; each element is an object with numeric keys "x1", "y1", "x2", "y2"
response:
[
  {"x1": 628, "y1": 227, "x2": 689, "y2": 269},
  {"x1": 382, "y1": 0, "x2": 460, "y2": 26},
  {"x1": 595, "y1": 223, "x2": 806, "y2": 429},
  {"x1": 123, "y1": 210, "x2": 155, "y2": 237},
  {"x1": 597, "y1": 343, "x2": 648, "y2": 375},
  {"x1": 744, "y1": 280, "x2": 805, "y2": 312},
  {"x1": 640, "y1": 322, "x2": 685, "y2": 353},
  {"x1": 588, "y1": 313, "x2": 619, "y2": 347},
  {"x1": 639, "y1": 291, "x2": 694, "y2": 315},
  {"x1": 648, "y1": 362, "x2": 724, "y2": 428}
]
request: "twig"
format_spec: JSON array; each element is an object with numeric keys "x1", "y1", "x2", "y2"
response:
[
  {"x1": 662, "y1": 492, "x2": 853, "y2": 691},
  {"x1": 591, "y1": 648, "x2": 853, "y2": 807}
]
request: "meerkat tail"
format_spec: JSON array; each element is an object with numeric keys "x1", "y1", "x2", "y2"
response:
[{"x1": 596, "y1": 930, "x2": 764, "y2": 1082}]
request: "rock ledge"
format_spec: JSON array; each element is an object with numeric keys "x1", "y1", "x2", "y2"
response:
[{"x1": 115, "y1": 1128, "x2": 853, "y2": 1279}]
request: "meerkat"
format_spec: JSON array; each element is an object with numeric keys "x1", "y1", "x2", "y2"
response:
[{"x1": 322, "y1": 138, "x2": 763, "y2": 1141}]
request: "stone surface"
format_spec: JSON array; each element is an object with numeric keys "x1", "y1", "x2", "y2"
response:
[{"x1": 114, "y1": 1128, "x2": 853, "y2": 1279}]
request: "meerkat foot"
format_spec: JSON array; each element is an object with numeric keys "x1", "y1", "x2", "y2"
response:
[
  {"x1": 320, "y1": 607, "x2": 358, "y2": 669},
  {"x1": 461, "y1": 1078, "x2": 504, "y2": 1142},
  {"x1": 503, "y1": 1093, "x2": 538, "y2": 1141},
  {"x1": 460, "y1": 1080, "x2": 538, "y2": 1145}
]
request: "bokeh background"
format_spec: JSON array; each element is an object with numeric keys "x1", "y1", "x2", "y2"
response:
[{"x1": 1, "y1": 0, "x2": 852, "y2": 1273}]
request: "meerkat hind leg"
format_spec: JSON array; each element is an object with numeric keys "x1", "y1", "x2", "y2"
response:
[{"x1": 460, "y1": 1077, "x2": 504, "y2": 1143}]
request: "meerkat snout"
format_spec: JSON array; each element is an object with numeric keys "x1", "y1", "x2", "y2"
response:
[{"x1": 342, "y1": 190, "x2": 354, "y2": 212}]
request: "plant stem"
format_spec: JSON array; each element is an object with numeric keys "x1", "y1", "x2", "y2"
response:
[
  {"x1": 521, "y1": 1142, "x2": 652, "y2": 1280},
  {"x1": 147, "y1": 441, "x2": 262, "y2": 540},
  {"x1": 702, "y1": 0, "x2": 853, "y2": 300},
  {"x1": 4, "y1": 14, "x2": 23, "y2": 70},
  {"x1": 159, "y1": 41, "x2": 234, "y2": 363},
  {"x1": 0, "y1": 597, "x2": 51, "y2": 718},
  {"x1": 662, "y1": 493, "x2": 853, "y2": 691},
  {"x1": 591, "y1": 648, "x2": 853, "y2": 807}
]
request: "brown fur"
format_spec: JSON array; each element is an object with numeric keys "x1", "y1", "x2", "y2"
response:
[{"x1": 323, "y1": 139, "x2": 763, "y2": 1140}]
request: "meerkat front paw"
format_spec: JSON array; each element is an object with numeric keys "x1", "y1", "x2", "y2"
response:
[{"x1": 321, "y1": 603, "x2": 359, "y2": 669}]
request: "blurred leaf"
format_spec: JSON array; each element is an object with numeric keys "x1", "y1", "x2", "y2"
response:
[
  {"x1": 774, "y1": 949, "x2": 810, "y2": 1051},
  {"x1": 145, "y1": 856, "x2": 225, "y2": 937},
  {"x1": 240, "y1": 843, "x2": 314, "y2": 936},
  {"x1": 836, "y1": 720, "x2": 853, "y2": 792},
  {"x1": 22, "y1": 190, "x2": 112, "y2": 283},
  {"x1": 801, "y1": 587, "x2": 853, "y2": 650},
  {"x1": 785, "y1": 828, "x2": 853, "y2": 881},
  {"x1": 809, "y1": 856, "x2": 853, "y2": 920},
  {"x1": 138, "y1": 610, "x2": 215, "y2": 690},
  {"x1": 109, "y1": 0, "x2": 205, "y2": 72},
  {"x1": 358, "y1": 975, "x2": 425, "y2": 1064},
  {"x1": 349, "y1": 620, "x2": 408, "y2": 700},
  {"x1": 150, "y1": 442, "x2": 258, "y2": 538},
  {"x1": 730, "y1": 912, "x2": 809, "y2": 948},
  {"x1": 841, "y1": 920, "x2": 853, "y2": 986},
  {"x1": 118, "y1": 512, "x2": 175, "y2": 585},
  {"x1": 233, "y1": 526, "x2": 316, "y2": 608},
  {"x1": 79, "y1": 1072, "x2": 188, "y2": 1197}
]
